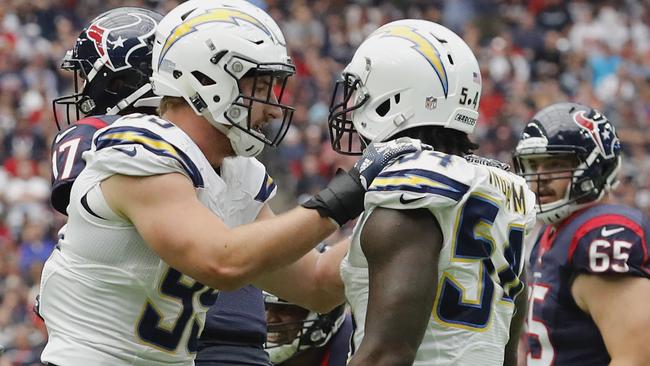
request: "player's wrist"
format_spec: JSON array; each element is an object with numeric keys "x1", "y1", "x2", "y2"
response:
[{"x1": 300, "y1": 168, "x2": 365, "y2": 227}]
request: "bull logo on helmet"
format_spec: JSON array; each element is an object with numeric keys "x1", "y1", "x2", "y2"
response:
[{"x1": 85, "y1": 11, "x2": 157, "y2": 71}]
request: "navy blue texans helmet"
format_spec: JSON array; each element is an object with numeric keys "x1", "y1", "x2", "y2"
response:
[
  {"x1": 513, "y1": 102, "x2": 621, "y2": 224},
  {"x1": 52, "y1": 7, "x2": 163, "y2": 130}
]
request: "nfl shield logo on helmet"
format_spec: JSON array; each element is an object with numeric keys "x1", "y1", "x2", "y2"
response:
[
  {"x1": 472, "y1": 71, "x2": 481, "y2": 85},
  {"x1": 425, "y1": 96, "x2": 437, "y2": 110}
]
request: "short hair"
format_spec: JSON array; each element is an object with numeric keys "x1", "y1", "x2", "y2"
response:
[
  {"x1": 158, "y1": 96, "x2": 188, "y2": 116},
  {"x1": 393, "y1": 126, "x2": 479, "y2": 156}
]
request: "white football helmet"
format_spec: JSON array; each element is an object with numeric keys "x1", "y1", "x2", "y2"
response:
[
  {"x1": 328, "y1": 19, "x2": 481, "y2": 154},
  {"x1": 151, "y1": 0, "x2": 295, "y2": 157}
]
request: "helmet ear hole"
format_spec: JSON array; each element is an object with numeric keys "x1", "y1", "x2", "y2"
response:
[
  {"x1": 375, "y1": 98, "x2": 390, "y2": 117},
  {"x1": 375, "y1": 93, "x2": 401, "y2": 116},
  {"x1": 191, "y1": 71, "x2": 216, "y2": 86}
]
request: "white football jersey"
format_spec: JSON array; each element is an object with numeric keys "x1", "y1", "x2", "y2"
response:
[
  {"x1": 341, "y1": 151, "x2": 536, "y2": 365},
  {"x1": 38, "y1": 114, "x2": 276, "y2": 366}
]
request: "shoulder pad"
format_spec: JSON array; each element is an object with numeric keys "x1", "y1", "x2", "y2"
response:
[
  {"x1": 366, "y1": 150, "x2": 470, "y2": 210},
  {"x1": 222, "y1": 157, "x2": 276, "y2": 203},
  {"x1": 50, "y1": 115, "x2": 120, "y2": 215},
  {"x1": 568, "y1": 212, "x2": 650, "y2": 277},
  {"x1": 89, "y1": 116, "x2": 204, "y2": 187}
]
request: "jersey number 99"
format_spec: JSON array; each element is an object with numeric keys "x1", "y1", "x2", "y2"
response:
[{"x1": 137, "y1": 268, "x2": 217, "y2": 353}]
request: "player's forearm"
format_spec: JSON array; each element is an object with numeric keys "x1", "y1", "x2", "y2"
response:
[
  {"x1": 312, "y1": 238, "x2": 349, "y2": 308},
  {"x1": 105, "y1": 173, "x2": 337, "y2": 291},
  {"x1": 219, "y1": 207, "x2": 337, "y2": 289},
  {"x1": 252, "y1": 249, "x2": 344, "y2": 313}
]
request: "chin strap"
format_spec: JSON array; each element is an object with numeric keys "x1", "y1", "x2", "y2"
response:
[
  {"x1": 207, "y1": 113, "x2": 265, "y2": 158},
  {"x1": 107, "y1": 84, "x2": 158, "y2": 115},
  {"x1": 226, "y1": 126, "x2": 265, "y2": 157}
]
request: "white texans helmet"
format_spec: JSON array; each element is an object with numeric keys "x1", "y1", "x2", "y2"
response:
[
  {"x1": 328, "y1": 19, "x2": 481, "y2": 154},
  {"x1": 151, "y1": 0, "x2": 295, "y2": 157}
]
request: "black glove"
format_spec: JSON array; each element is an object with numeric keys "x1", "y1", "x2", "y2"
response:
[{"x1": 302, "y1": 138, "x2": 431, "y2": 226}]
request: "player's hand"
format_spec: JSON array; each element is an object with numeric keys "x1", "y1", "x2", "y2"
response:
[
  {"x1": 301, "y1": 137, "x2": 430, "y2": 226},
  {"x1": 353, "y1": 137, "x2": 431, "y2": 188}
]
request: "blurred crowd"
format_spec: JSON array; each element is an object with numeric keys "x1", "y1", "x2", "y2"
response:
[{"x1": 0, "y1": 0, "x2": 648, "y2": 364}]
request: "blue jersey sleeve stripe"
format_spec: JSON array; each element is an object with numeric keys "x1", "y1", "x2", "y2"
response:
[
  {"x1": 254, "y1": 173, "x2": 276, "y2": 202},
  {"x1": 369, "y1": 168, "x2": 469, "y2": 201},
  {"x1": 95, "y1": 126, "x2": 204, "y2": 188}
]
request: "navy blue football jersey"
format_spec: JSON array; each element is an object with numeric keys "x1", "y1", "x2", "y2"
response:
[
  {"x1": 50, "y1": 115, "x2": 120, "y2": 214},
  {"x1": 526, "y1": 204, "x2": 650, "y2": 366},
  {"x1": 196, "y1": 285, "x2": 270, "y2": 365},
  {"x1": 320, "y1": 313, "x2": 353, "y2": 366}
]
